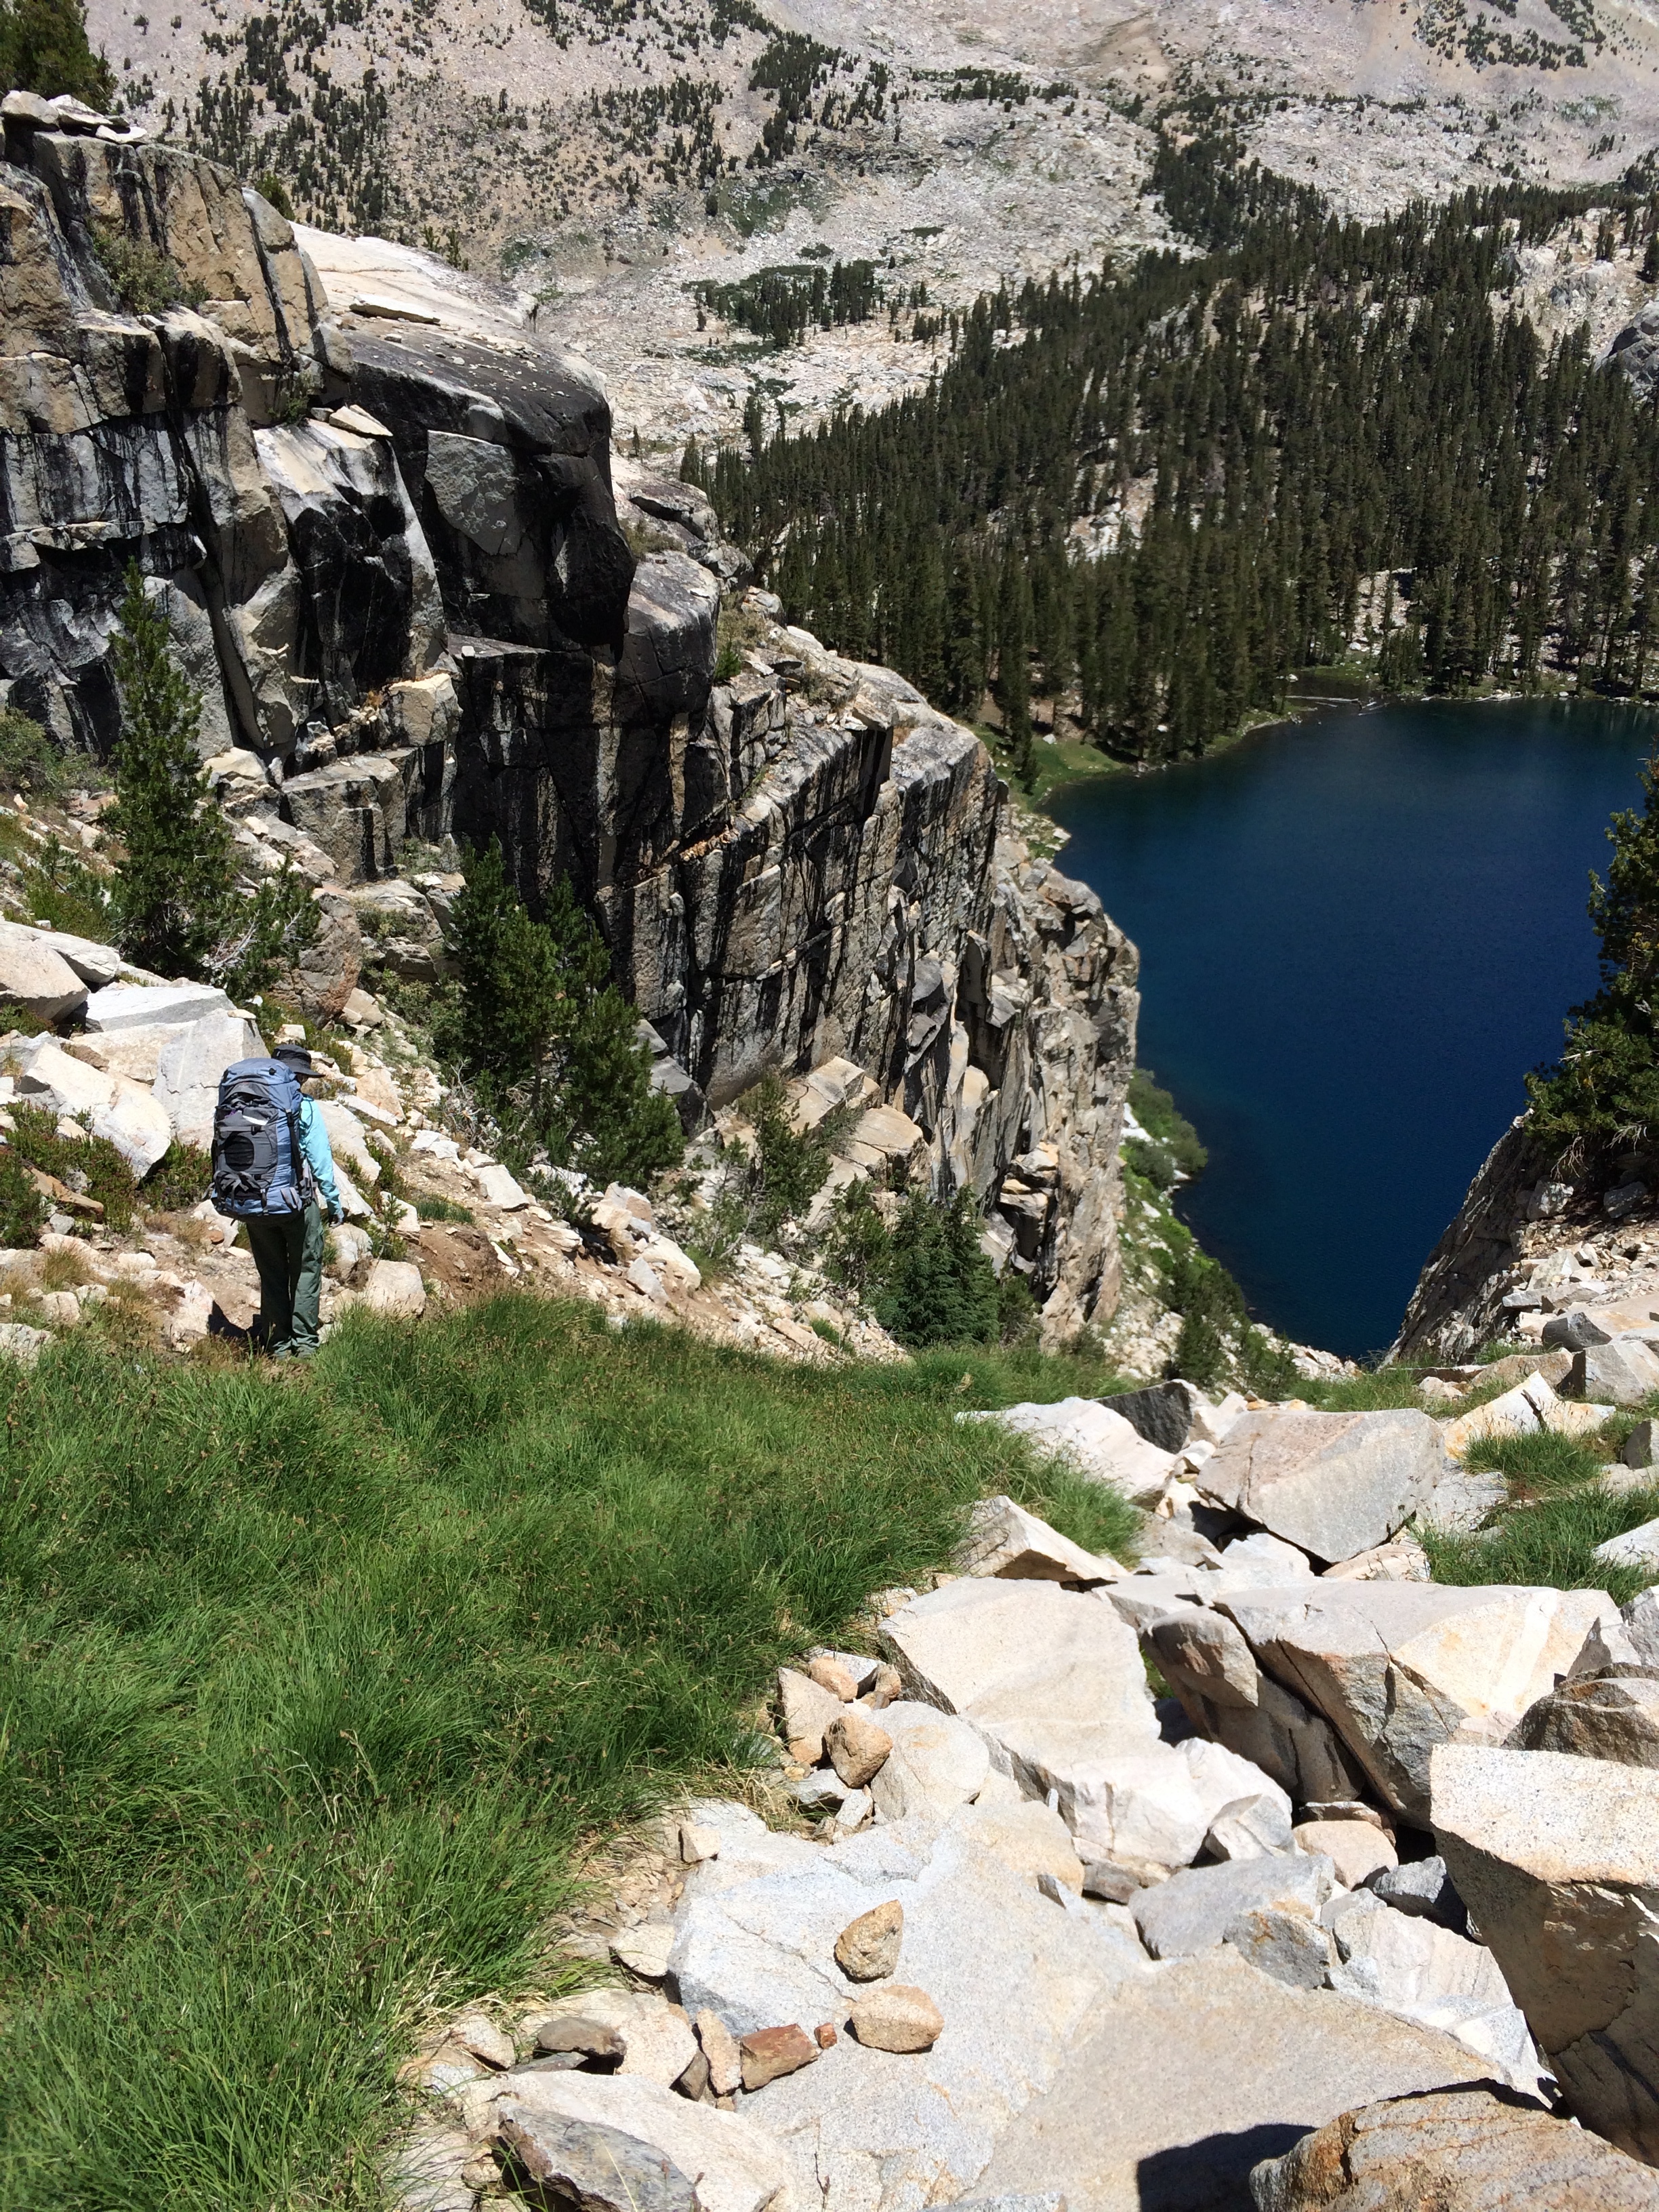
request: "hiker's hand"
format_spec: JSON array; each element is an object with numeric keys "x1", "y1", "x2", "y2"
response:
[{"x1": 328, "y1": 1202, "x2": 344, "y2": 1224}]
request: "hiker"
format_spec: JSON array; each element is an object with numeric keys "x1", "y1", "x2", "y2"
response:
[{"x1": 210, "y1": 1044, "x2": 344, "y2": 1360}]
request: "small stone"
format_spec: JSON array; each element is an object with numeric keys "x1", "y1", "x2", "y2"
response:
[
  {"x1": 674, "y1": 2047, "x2": 712, "y2": 2103},
  {"x1": 813, "y1": 2022, "x2": 837, "y2": 2049},
  {"x1": 1036, "y1": 1869, "x2": 1088, "y2": 1912},
  {"x1": 693, "y1": 2010, "x2": 741, "y2": 2098},
  {"x1": 1294, "y1": 1819, "x2": 1399, "y2": 1887},
  {"x1": 793, "y1": 1770, "x2": 848, "y2": 1817},
  {"x1": 1082, "y1": 1861, "x2": 1143, "y2": 1905},
  {"x1": 1248, "y1": 2085, "x2": 1659, "y2": 2211},
  {"x1": 1300, "y1": 1801, "x2": 1392, "y2": 1832},
  {"x1": 823, "y1": 1707, "x2": 893, "y2": 1788},
  {"x1": 1594, "y1": 1515, "x2": 1659, "y2": 1572},
  {"x1": 848, "y1": 1984, "x2": 943, "y2": 2053},
  {"x1": 362, "y1": 1257, "x2": 426, "y2": 1317},
  {"x1": 449, "y1": 2012, "x2": 515, "y2": 2070},
  {"x1": 535, "y1": 2014, "x2": 625, "y2": 2062},
  {"x1": 1511, "y1": 1674, "x2": 1659, "y2": 1766},
  {"x1": 738, "y1": 2023, "x2": 819, "y2": 2091},
  {"x1": 495, "y1": 2110, "x2": 695, "y2": 2212},
  {"x1": 777, "y1": 1665, "x2": 842, "y2": 1761},
  {"x1": 1223, "y1": 1906, "x2": 1334, "y2": 1990},
  {"x1": 834, "y1": 1898, "x2": 903, "y2": 1981},
  {"x1": 678, "y1": 1822, "x2": 721, "y2": 1864},
  {"x1": 806, "y1": 1654, "x2": 858, "y2": 1700},
  {"x1": 1365, "y1": 1855, "x2": 1466, "y2": 1931},
  {"x1": 1571, "y1": 1337, "x2": 1659, "y2": 1408},
  {"x1": 610, "y1": 1921, "x2": 675, "y2": 1982}
]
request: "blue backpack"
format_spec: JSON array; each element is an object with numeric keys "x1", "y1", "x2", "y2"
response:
[{"x1": 211, "y1": 1058, "x2": 316, "y2": 1217}]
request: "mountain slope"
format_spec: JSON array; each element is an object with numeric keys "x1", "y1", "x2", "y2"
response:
[{"x1": 87, "y1": 0, "x2": 1659, "y2": 451}]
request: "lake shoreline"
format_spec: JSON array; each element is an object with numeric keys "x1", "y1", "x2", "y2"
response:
[{"x1": 1036, "y1": 676, "x2": 1641, "y2": 821}]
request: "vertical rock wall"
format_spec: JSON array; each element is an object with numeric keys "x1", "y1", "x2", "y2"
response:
[{"x1": 0, "y1": 103, "x2": 1139, "y2": 1340}]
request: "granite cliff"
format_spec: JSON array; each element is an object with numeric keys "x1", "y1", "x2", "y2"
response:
[{"x1": 0, "y1": 94, "x2": 1139, "y2": 1342}]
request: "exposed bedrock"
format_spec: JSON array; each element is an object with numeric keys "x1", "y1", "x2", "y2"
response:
[{"x1": 0, "y1": 110, "x2": 1137, "y2": 1338}]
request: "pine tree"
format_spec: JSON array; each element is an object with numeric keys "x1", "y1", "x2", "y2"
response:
[
  {"x1": 1528, "y1": 750, "x2": 1659, "y2": 1168},
  {"x1": 106, "y1": 567, "x2": 315, "y2": 995},
  {"x1": 0, "y1": 0, "x2": 114, "y2": 108},
  {"x1": 874, "y1": 1188, "x2": 999, "y2": 1347},
  {"x1": 107, "y1": 565, "x2": 236, "y2": 979},
  {"x1": 995, "y1": 554, "x2": 1034, "y2": 784},
  {"x1": 441, "y1": 844, "x2": 684, "y2": 1185},
  {"x1": 441, "y1": 839, "x2": 567, "y2": 1105},
  {"x1": 535, "y1": 876, "x2": 684, "y2": 1186}
]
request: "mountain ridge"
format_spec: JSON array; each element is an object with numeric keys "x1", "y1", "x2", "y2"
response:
[{"x1": 85, "y1": 0, "x2": 1659, "y2": 455}]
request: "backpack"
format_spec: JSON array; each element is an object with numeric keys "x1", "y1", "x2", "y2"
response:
[{"x1": 211, "y1": 1058, "x2": 316, "y2": 1218}]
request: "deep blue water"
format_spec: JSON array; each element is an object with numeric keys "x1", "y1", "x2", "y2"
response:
[{"x1": 1048, "y1": 698, "x2": 1659, "y2": 1360}]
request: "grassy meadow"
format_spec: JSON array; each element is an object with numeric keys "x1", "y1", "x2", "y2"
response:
[{"x1": 0, "y1": 1296, "x2": 1137, "y2": 2212}]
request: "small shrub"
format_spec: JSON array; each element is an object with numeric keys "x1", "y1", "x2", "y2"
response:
[
  {"x1": 0, "y1": 1146, "x2": 49, "y2": 1247},
  {"x1": 414, "y1": 1193, "x2": 474, "y2": 1225},
  {"x1": 1170, "y1": 1301, "x2": 1228, "y2": 1392},
  {"x1": 91, "y1": 221, "x2": 207, "y2": 316},
  {"x1": 0, "y1": 998, "x2": 54, "y2": 1038},
  {"x1": 7, "y1": 1101, "x2": 137, "y2": 1231},
  {"x1": 0, "y1": 706, "x2": 69, "y2": 797},
  {"x1": 747, "y1": 1074, "x2": 829, "y2": 1240},
  {"x1": 996, "y1": 1269, "x2": 1038, "y2": 1346},
  {"x1": 142, "y1": 1142, "x2": 211, "y2": 1213},
  {"x1": 255, "y1": 171, "x2": 294, "y2": 219},
  {"x1": 1237, "y1": 1324, "x2": 1297, "y2": 1399},
  {"x1": 824, "y1": 1174, "x2": 890, "y2": 1292},
  {"x1": 1126, "y1": 1067, "x2": 1208, "y2": 1190},
  {"x1": 23, "y1": 832, "x2": 111, "y2": 940}
]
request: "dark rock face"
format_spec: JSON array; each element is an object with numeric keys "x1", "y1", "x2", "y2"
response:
[
  {"x1": 0, "y1": 118, "x2": 1139, "y2": 1338},
  {"x1": 352, "y1": 325, "x2": 634, "y2": 651},
  {"x1": 1101, "y1": 1380, "x2": 1198, "y2": 1454},
  {"x1": 1610, "y1": 305, "x2": 1659, "y2": 404},
  {"x1": 1392, "y1": 1118, "x2": 1547, "y2": 1359}
]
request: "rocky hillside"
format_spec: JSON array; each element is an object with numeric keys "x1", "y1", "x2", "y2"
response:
[
  {"x1": 0, "y1": 97, "x2": 1143, "y2": 1345},
  {"x1": 390, "y1": 1381, "x2": 1659, "y2": 2211},
  {"x1": 79, "y1": 0, "x2": 1659, "y2": 453}
]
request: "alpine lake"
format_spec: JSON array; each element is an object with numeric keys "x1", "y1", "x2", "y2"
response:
[{"x1": 1047, "y1": 692, "x2": 1659, "y2": 1361}]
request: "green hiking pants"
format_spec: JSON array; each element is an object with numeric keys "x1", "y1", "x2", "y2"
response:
[{"x1": 245, "y1": 1202, "x2": 326, "y2": 1357}]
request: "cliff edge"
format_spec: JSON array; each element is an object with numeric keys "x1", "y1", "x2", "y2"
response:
[{"x1": 0, "y1": 95, "x2": 1138, "y2": 1345}]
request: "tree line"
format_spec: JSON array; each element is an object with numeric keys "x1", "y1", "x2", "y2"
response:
[{"x1": 695, "y1": 138, "x2": 1659, "y2": 773}]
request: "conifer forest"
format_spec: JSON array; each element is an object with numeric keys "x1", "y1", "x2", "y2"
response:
[{"x1": 701, "y1": 135, "x2": 1659, "y2": 768}]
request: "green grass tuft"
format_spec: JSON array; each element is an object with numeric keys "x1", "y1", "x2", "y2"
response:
[
  {"x1": 1421, "y1": 1419, "x2": 1659, "y2": 1602},
  {"x1": 0, "y1": 1296, "x2": 1132, "y2": 2211}
]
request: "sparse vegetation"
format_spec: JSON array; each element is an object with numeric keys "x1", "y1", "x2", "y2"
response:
[
  {"x1": 90, "y1": 221, "x2": 207, "y2": 316},
  {"x1": 3, "y1": 1101, "x2": 138, "y2": 1233},
  {"x1": 22, "y1": 832, "x2": 110, "y2": 941},
  {"x1": 140, "y1": 1142, "x2": 213, "y2": 1214},
  {"x1": 1422, "y1": 1419, "x2": 1659, "y2": 1599},
  {"x1": 0, "y1": 709, "x2": 71, "y2": 800},
  {"x1": 1124, "y1": 1067, "x2": 1208, "y2": 1192}
]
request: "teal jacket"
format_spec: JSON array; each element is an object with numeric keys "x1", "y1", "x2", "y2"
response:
[{"x1": 297, "y1": 1097, "x2": 342, "y2": 1218}]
